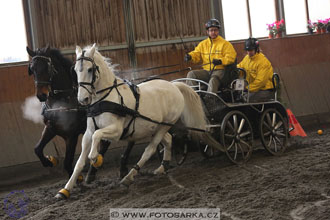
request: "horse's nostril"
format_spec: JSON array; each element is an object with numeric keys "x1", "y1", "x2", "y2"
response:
[
  {"x1": 79, "y1": 97, "x2": 89, "y2": 105},
  {"x1": 37, "y1": 93, "x2": 47, "y2": 102}
]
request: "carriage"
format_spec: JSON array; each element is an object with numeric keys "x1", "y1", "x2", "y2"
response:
[
  {"x1": 169, "y1": 69, "x2": 289, "y2": 165},
  {"x1": 53, "y1": 45, "x2": 290, "y2": 199}
]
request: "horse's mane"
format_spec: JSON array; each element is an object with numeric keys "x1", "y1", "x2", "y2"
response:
[
  {"x1": 84, "y1": 45, "x2": 119, "y2": 75},
  {"x1": 37, "y1": 47, "x2": 73, "y2": 71}
]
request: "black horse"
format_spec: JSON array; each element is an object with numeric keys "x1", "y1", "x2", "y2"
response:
[{"x1": 26, "y1": 46, "x2": 122, "y2": 181}]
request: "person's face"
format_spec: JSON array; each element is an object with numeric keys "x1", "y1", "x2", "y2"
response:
[
  {"x1": 247, "y1": 49, "x2": 256, "y2": 57},
  {"x1": 207, "y1": 27, "x2": 219, "y2": 39}
]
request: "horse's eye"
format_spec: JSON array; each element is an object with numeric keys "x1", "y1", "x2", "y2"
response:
[{"x1": 88, "y1": 68, "x2": 93, "y2": 73}]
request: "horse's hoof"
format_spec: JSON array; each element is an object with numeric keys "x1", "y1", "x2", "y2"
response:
[
  {"x1": 119, "y1": 178, "x2": 131, "y2": 187},
  {"x1": 85, "y1": 174, "x2": 95, "y2": 184},
  {"x1": 55, "y1": 188, "x2": 70, "y2": 200},
  {"x1": 153, "y1": 166, "x2": 165, "y2": 175},
  {"x1": 46, "y1": 156, "x2": 58, "y2": 167},
  {"x1": 77, "y1": 175, "x2": 84, "y2": 184},
  {"x1": 91, "y1": 154, "x2": 103, "y2": 168}
]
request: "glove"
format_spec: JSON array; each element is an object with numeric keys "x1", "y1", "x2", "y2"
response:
[
  {"x1": 184, "y1": 54, "x2": 192, "y2": 62},
  {"x1": 212, "y1": 59, "x2": 222, "y2": 65}
]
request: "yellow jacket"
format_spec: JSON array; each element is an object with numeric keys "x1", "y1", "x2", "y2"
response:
[
  {"x1": 238, "y1": 52, "x2": 274, "y2": 92},
  {"x1": 188, "y1": 36, "x2": 237, "y2": 71}
]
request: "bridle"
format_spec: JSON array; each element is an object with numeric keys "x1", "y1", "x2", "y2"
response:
[
  {"x1": 76, "y1": 51, "x2": 126, "y2": 106},
  {"x1": 30, "y1": 55, "x2": 58, "y2": 86},
  {"x1": 29, "y1": 55, "x2": 74, "y2": 95},
  {"x1": 76, "y1": 51, "x2": 100, "y2": 95}
]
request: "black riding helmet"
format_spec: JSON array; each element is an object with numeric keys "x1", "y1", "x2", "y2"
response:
[
  {"x1": 205, "y1": 18, "x2": 221, "y2": 30},
  {"x1": 245, "y1": 37, "x2": 259, "y2": 52}
]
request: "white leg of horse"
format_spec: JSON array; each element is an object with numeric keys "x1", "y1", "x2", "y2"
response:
[
  {"x1": 55, "y1": 132, "x2": 92, "y2": 199},
  {"x1": 88, "y1": 124, "x2": 122, "y2": 167},
  {"x1": 120, "y1": 128, "x2": 169, "y2": 186},
  {"x1": 154, "y1": 132, "x2": 172, "y2": 175}
]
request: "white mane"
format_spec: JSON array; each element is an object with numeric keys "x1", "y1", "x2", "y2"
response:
[{"x1": 83, "y1": 45, "x2": 119, "y2": 75}]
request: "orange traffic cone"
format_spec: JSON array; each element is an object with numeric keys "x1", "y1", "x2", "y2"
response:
[{"x1": 286, "y1": 109, "x2": 307, "y2": 137}]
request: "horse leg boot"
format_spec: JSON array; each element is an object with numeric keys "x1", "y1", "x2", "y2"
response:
[
  {"x1": 154, "y1": 132, "x2": 172, "y2": 175},
  {"x1": 119, "y1": 141, "x2": 135, "y2": 179},
  {"x1": 85, "y1": 140, "x2": 111, "y2": 184},
  {"x1": 34, "y1": 126, "x2": 57, "y2": 168},
  {"x1": 55, "y1": 133, "x2": 92, "y2": 200},
  {"x1": 120, "y1": 129, "x2": 169, "y2": 187}
]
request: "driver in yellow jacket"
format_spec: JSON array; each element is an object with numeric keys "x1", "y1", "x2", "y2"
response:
[
  {"x1": 184, "y1": 18, "x2": 237, "y2": 93},
  {"x1": 238, "y1": 37, "x2": 274, "y2": 102}
]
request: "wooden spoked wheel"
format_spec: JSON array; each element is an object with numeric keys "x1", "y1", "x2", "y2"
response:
[
  {"x1": 220, "y1": 110, "x2": 253, "y2": 164},
  {"x1": 259, "y1": 108, "x2": 288, "y2": 155}
]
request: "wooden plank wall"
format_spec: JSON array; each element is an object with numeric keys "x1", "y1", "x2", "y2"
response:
[
  {"x1": 131, "y1": 0, "x2": 210, "y2": 42},
  {"x1": 32, "y1": 0, "x2": 126, "y2": 49}
]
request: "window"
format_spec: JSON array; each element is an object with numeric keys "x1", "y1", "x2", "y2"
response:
[
  {"x1": 249, "y1": 0, "x2": 276, "y2": 38},
  {"x1": 283, "y1": 0, "x2": 307, "y2": 34},
  {"x1": 0, "y1": 0, "x2": 28, "y2": 64},
  {"x1": 308, "y1": 0, "x2": 330, "y2": 21},
  {"x1": 222, "y1": 0, "x2": 250, "y2": 40}
]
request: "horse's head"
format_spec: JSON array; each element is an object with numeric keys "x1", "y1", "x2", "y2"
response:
[
  {"x1": 74, "y1": 43, "x2": 99, "y2": 105},
  {"x1": 27, "y1": 46, "x2": 57, "y2": 102}
]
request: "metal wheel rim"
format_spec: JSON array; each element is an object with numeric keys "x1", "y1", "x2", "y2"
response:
[
  {"x1": 221, "y1": 110, "x2": 253, "y2": 164},
  {"x1": 260, "y1": 108, "x2": 288, "y2": 155}
]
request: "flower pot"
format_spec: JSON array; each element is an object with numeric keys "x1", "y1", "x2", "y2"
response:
[
  {"x1": 308, "y1": 28, "x2": 314, "y2": 34},
  {"x1": 268, "y1": 33, "x2": 273, "y2": 39},
  {"x1": 275, "y1": 32, "x2": 282, "y2": 38},
  {"x1": 316, "y1": 28, "x2": 322, "y2": 34},
  {"x1": 321, "y1": 28, "x2": 326, "y2": 34}
]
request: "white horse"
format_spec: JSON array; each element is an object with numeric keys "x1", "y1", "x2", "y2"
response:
[{"x1": 55, "y1": 44, "x2": 219, "y2": 199}]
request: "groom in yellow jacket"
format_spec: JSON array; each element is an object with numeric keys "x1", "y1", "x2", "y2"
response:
[
  {"x1": 184, "y1": 18, "x2": 237, "y2": 93},
  {"x1": 238, "y1": 37, "x2": 275, "y2": 102}
]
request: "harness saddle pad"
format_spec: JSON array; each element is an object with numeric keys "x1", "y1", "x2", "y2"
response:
[{"x1": 86, "y1": 101, "x2": 138, "y2": 118}]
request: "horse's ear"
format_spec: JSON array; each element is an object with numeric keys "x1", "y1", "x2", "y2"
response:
[
  {"x1": 26, "y1": 46, "x2": 36, "y2": 57},
  {"x1": 90, "y1": 43, "x2": 96, "y2": 57},
  {"x1": 76, "y1": 45, "x2": 82, "y2": 57}
]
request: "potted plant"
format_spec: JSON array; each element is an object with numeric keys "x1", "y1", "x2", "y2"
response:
[
  {"x1": 307, "y1": 20, "x2": 316, "y2": 34},
  {"x1": 273, "y1": 19, "x2": 285, "y2": 38},
  {"x1": 266, "y1": 23, "x2": 274, "y2": 38},
  {"x1": 325, "y1": 18, "x2": 330, "y2": 33},
  {"x1": 316, "y1": 19, "x2": 325, "y2": 34}
]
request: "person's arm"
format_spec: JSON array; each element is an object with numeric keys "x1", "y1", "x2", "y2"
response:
[
  {"x1": 248, "y1": 64, "x2": 272, "y2": 92},
  {"x1": 221, "y1": 42, "x2": 237, "y2": 65},
  {"x1": 189, "y1": 43, "x2": 202, "y2": 64}
]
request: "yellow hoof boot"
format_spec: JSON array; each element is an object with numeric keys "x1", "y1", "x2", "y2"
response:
[
  {"x1": 77, "y1": 175, "x2": 84, "y2": 184},
  {"x1": 57, "y1": 188, "x2": 70, "y2": 199},
  {"x1": 91, "y1": 154, "x2": 103, "y2": 168},
  {"x1": 47, "y1": 156, "x2": 58, "y2": 167}
]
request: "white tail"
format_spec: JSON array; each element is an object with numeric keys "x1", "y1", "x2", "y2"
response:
[
  {"x1": 173, "y1": 82, "x2": 224, "y2": 151},
  {"x1": 173, "y1": 82, "x2": 207, "y2": 130}
]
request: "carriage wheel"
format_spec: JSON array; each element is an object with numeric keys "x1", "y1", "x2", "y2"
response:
[
  {"x1": 221, "y1": 110, "x2": 253, "y2": 164},
  {"x1": 157, "y1": 142, "x2": 188, "y2": 166},
  {"x1": 259, "y1": 108, "x2": 288, "y2": 155}
]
